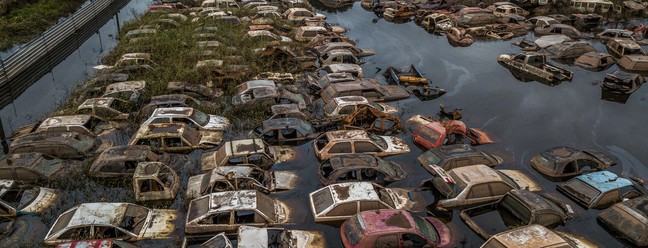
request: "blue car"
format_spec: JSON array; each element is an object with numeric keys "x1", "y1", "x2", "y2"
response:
[{"x1": 557, "y1": 171, "x2": 645, "y2": 209}]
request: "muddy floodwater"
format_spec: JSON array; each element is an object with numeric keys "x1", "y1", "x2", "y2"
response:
[{"x1": 3, "y1": 1, "x2": 648, "y2": 247}]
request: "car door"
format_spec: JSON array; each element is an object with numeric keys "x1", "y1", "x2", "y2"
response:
[{"x1": 463, "y1": 183, "x2": 496, "y2": 206}]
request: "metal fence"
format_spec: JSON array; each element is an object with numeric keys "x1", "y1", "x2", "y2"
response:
[{"x1": 0, "y1": 0, "x2": 131, "y2": 109}]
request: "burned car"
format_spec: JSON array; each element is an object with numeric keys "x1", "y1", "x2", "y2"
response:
[
  {"x1": 138, "y1": 94, "x2": 206, "y2": 120},
  {"x1": 482, "y1": 224, "x2": 593, "y2": 248},
  {"x1": 102, "y1": 80, "x2": 146, "y2": 102},
  {"x1": 601, "y1": 70, "x2": 645, "y2": 94},
  {"x1": 129, "y1": 123, "x2": 222, "y2": 153},
  {"x1": 574, "y1": 52, "x2": 616, "y2": 71},
  {"x1": 407, "y1": 115, "x2": 493, "y2": 149},
  {"x1": 307, "y1": 72, "x2": 356, "y2": 91},
  {"x1": 340, "y1": 209, "x2": 451, "y2": 248},
  {"x1": 339, "y1": 106, "x2": 403, "y2": 136},
  {"x1": 142, "y1": 107, "x2": 230, "y2": 132},
  {"x1": 186, "y1": 165, "x2": 297, "y2": 198},
  {"x1": 323, "y1": 96, "x2": 397, "y2": 119},
  {"x1": 606, "y1": 38, "x2": 646, "y2": 59},
  {"x1": 232, "y1": 80, "x2": 307, "y2": 109},
  {"x1": 252, "y1": 118, "x2": 318, "y2": 146},
  {"x1": 185, "y1": 190, "x2": 288, "y2": 234},
  {"x1": 237, "y1": 225, "x2": 324, "y2": 248},
  {"x1": 12, "y1": 114, "x2": 117, "y2": 138},
  {"x1": 597, "y1": 196, "x2": 648, "y2": 247},
  {"x1": 9, "y1": 131, "x2": 112, "y2": 159},
  {"x1": 318, "y1": 154, "x2": 406, "y2": 186},
  {"x1": 557, "y1": 171, "x2": 646, "y2": 209},
  {"x1": 460, "y1": 189, "x2": 572, "y2": 239},
  {"x1": 76, "y1": 97, "x2": 137, "y2": 121},
  {"x1": 132, "y1": 162, "x2": 179, "y2": 202},
  {"x1": 43, "y1": 202, "x2": 178, "y2": 245},
  {"x1": 0, "y1": 180, "x2": 58, "y2": 217},
  {"x1": 417, "y1": 144, "x2": 503, "y2": 173},
  {"x1": 319, "y1": 80, "x2": 410, "y2": 103},
  {"x1": 530, "y1": 146, "x2": 616, "y2": 179},
  {"x1": 422, "y1": 164, "x2": 541, "y2": 210},
  {"x1": 89, "y1": 145, "x2": 188, "y2": 178},
  {"x1": 545, "y1": 41, "x2": 596, "y2": 60},
  {"x1": 497, "y1": 52, "x2": 573, "y2": 85},
  {"x1": 200, "y1": 138, "x2": 293, "y2": 171},
  {"x1": 421, "y1": 13, "x2": 454, "y2": 32},
  {"x1": 0, "y1": 152, "x2": 83, "y2": 182},
  {"x1": 617, "y1": 54, "x2": 648, "y2": 72},
  {"x1": 309, "y1": 182, "x2": 432, "y2": 224},
  {"x1": 596, "y1": 29, "x2": 637, "y2": 42},
  {"x1": 313, "y1": 130, "x2": 410, "y2": 160}
]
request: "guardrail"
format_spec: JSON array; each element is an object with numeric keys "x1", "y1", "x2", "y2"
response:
[{"x1": 0, "y1": 0, "x2": 131, "y2": 109}]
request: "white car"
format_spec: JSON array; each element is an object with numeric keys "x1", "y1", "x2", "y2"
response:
[
  {"x1": 323, "y1": 96, "x2": 397, "y2": 118},
  {"x1": 142, "y1": 107, "x2": 230, "y2": 131}
]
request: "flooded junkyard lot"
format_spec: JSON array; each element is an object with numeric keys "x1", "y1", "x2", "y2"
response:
[{"x1": 2, "y1": 0, "x2": 648, "y2": 247}]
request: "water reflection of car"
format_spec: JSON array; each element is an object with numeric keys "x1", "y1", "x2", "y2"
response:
[
  {"x1": 417, "y1": 144, "x2": 503, "y2": 173},
  {"x1": 185, "y1": 190, "x2": 289, "y2": 235},
  {"x1": 407, "y1": 115, "x2": 493, "y2": 149},
  {"x1": 422, "y1": 164, "x2": 541, "y2": 210},
  {"x1": 44, "y1": 202, "x2": 178, "y2": 245},
  {"x1": 460, "y1": 189, "x2": 572, "y2": 239},
  {"x1": 481, "y1": 224, "x2": 594, "y2": 248},
  {"x1": 597, "y1": 196, "x2": 648, "y2": 247},
  {"x1": 340, "y1": 209, "x2": 452, "y2": 248},
  {"x1": 309, "y1": 182, "x2": 432, "y2": 224},
  {"x1": 318, "y1": 154, "x2": 407, "y2": 186},
  {"x1": 186, "y1": 165, "x2": 297, "y2": 198},
  {"x1": 530, "y1": 146, "x2": 616, "y2": 179},
  {"x1": 557, "y1": 171, "x2": 646, "y2": 209},
  {"x1": 313, "y1": 130, "x2": 410, "y2": 160}
]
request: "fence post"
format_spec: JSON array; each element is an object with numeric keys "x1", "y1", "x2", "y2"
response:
[
  {"x1": 0, "y1": 116, "x2": 8, "y2": 155},
  {"x1": 116, "y1": 11, "x2": 121, "y2": 31}
]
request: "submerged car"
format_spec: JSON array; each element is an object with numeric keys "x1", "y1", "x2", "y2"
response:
[
  {"x1": 422, "y1": 164, "x2": 541, "y2": 210},
  {"x1": 313, "y1": 130, "x2": 410, "y2": 160},
  {"x1": 0, "y1": 153, "x2": 83, "y2": 182},
  {"x1": 557, "y1": 171, "x2": 646, "y2": 209},
  {"x1": 44, "y1": 203, "x2": 178, "y2": 245},
  {"x1": 545, "y1": 41, "x2": 596, "y2": 59},
  {"x1": 574, "y1": 52, "x2": 616, "y2": 71},
  {"x1": 417, "y1": 144, "x2": 503, "y2": 173},
  {"x1": 601, "y1": 70, "x2": 645, "y2": 94},
  {"x1": 460, "y1": 189, "x2": 572, "y2": 239},
  {"x1": 76, "y1": 97, "x2": 137, "y2": 121},
  {"x1": 0, "y1": 180, "x2": 58, "y2": 217},
  {"x1": 421, "y1": 13, "x2": 454, "y2": 32},
  {"x1": 530, "y1": 147, "x2": 616, "y2": 179},
  {"x1": 252, "y1": 118, "x2": 318, "y2": 146},
  {"x1": 597, "y1": 196, "x2": 648, "y2": 247},
  {"x1": 340, "y1": 209, "x2": 452, "y2": 248},
  {"x1": 323, "y1": 96, "x2": 397, "y2": 119},
  {"x1": 318, "y1": 154, "x2": 407, "y2": 186},
  {"x1": 9, "y1": 131, "x2": 112, "y2": 159},
  {"x1": 498, "y1": 52, "x2": 573, "y2": 85},
  {"x1": 132, "y1": 162, "x2": 179, "y2": 202},
  {"x1": 319, "y1": 80, "x2": 410, "y2": 104},
  {"x1": 138, "y1": 94, "x2": 205, "y2": 119},
  {"x1": 89, "y1": 145, "x2": 188, "y2": 178},
  {"x1": 237, "y1": 225, "x2": 324, "y2": 248},
  {"x1": 186, "y1": 165, "x2": 297, "y2": 198},
  {"x1": 606, "y1": 38, "x2": 646, "y2": 59},
  {"x1": 407, "y1": 115, "x2": 493, "y2": 149},
  {"x1": 185, "y1": 190, "x2": 289, "y2": 234},
  {"x1": 309, "y1": 182, "x2": 432, "y2": 224},
  {"x1": 200, "y1": 138, "x2": 293, "y2": 171},
  {"x1": 129, "y1": 123, "x2": 222, "y2": 153},
  {"x1": 142, "y1": 107, "x2": 230, "y2": 132},
  {"x1": 481, "y1": 224, "x2": 593, "y2": 248}
]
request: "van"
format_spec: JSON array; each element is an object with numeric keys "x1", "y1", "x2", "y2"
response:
[{"x1": 571, "y1": 0, "x2": 613, "y2": 14}]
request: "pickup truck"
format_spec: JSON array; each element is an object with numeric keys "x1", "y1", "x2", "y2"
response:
[{"x1": 497, "y1": 52, "x2": 573, "y2": 85}]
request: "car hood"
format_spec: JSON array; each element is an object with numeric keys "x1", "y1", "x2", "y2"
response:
[
  {"x1": 186, "y1": 174, "x2": 207, "y2": 199},
  {"x1": 271, "y1": 171, "x2": 298, "y2": 190},
  {"x1": 21, "y1": 187, "x2": 58, "y2": 214},
  {"x1": 205, "y1": 115, "x2": 230, "y2": 131},
  {"x1": 140, "y1": 209, "x2": 178, "y2": 239},
  {"x1": 499, "y1": 170, "x2": 542, "y2": 192},
  {"x1": 385, "y1": 188, "x2": 432, "y2": 212},
  {"x1": 380, "y1": 136, "x2": 411, "y2": 155}
]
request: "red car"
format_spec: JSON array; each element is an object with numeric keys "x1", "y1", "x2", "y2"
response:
[
  {"x1": 408, "y1": 115, "x2": 493, "y2": 149},
  {"x1": 341, "y1": 209, "x2": 452, "y2": 248}
]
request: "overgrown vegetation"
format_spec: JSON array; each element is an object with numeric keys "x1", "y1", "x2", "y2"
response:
[{"x1": 0, "y1": 0, "x2": 88, "y2": 51}]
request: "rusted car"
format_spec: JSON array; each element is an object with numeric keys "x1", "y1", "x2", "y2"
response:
[
  {"x1": 307, "y1": 72, "x2": 356, "y2": 91},
  {"x1": 574, "y1": 52, "x2": 616, "y2": 71},
  {"x1": 421, "y1": 164, "x2": 541, "y2": 210},
  {"x1": 44, "y1": 203, "x2": 178, "y2": 245},
  {"x1": 0, "y1": 180, "x2": 58, "y2": 217},
  {"x1": 56, "y1": 239, "x2": 139, "y2": 248},
  {"x1": 138, "y1": 94, "x2": 206, "y2": 120},
  {"x1": 102, "y1": 81, "x2": 146, "y2": 102},
  {"x1": 497, "y1": 52, "x2": 573, "y2": 85},
  {"x1": 0, "y1": 152, "x2": 83, "y2": 182},
  {"x1": 129, "y1": 123, "x2": 222, "y2": 153},
  {"x1": 185, "y1": 190, "x2": 289, "y2": 234},
  {"x1": 167, "y1": 81, "x2": 224, "y2": 100},
  {"x1": 407, "y1": 115, "x2": 493, "y2": 149},
  {"x1": 295, "y1": 26, "x2": 330, "y2": 42},
  {"x1": 319, "y1": 49, "x2": 362, "y2": 67},
  {"x1": 339, "y1": 106, "x2": 403, "y2": 135},
  {"x1": 142, "y1": 107, "x2": 230, "y2": 132},
  {"x1": 481, "y1": 225, "x2": 594, "y2": 248},
  {"x1": 89, "y1": 145, "x2": 189, "y2": 178},
  {"x1": 321, "y1": 63, "x2": 364, "y2": 78},
  {"x1": 200, "y1": 138, "x2": 293, "y2": 171},
  {"x1": 596, "y1": 29, "x2": 637, "y2": 42},
  {"x1": 313, "y1": 130, "x2": 410, "y2": 160},
  {"x1": 601, "y1": 70, "x2": 645, "y2": 94},
  {"x1": 421, "y1": 13, "x2": 454, "y2": 32},
  {"x1": 383, "y1": 3, "x2": 417, "y2": 22},
  {"x1": 460, "y1": 189, "x2": 572, "y2": 239},
  {"x1": 617, "y1": 54, "x2": 648, "y2": 72},
  {"x1": 340, "y1": 209, "x2": 452, "y2": 248},
  {"x1": 12, "y1": 114, "x2": 116, "y2": 139},
  {"x1": 418, "y1": 144, "x2": 503, "y2": 173},
  {"x1": 318, "y1": 154, "x2": 406, "y2": 186},
  {"x1": 246, "y1": 30, "x2": 293, "y2": 43},
  {"x1": 320, "y1": 80, "x2": 410, "y2": 104},
  {"x1": 77, "y1": 97, "x2": 136, "y2": 121},
  {"x1": 232, "y1": 80, "x2": 307, "y2": 109},
  {"x1": 456, "y1": 13, "x2": 497, "y2": 28},
  {"x1": 269, "y1": 104, "x2": 311, "y2": 120},
  {"x1": 534, "y1": 24, "x2": 590, "y2": 39},
  {"x1": 545, "y1": 41, "x2": 596, "y2": 60},
  {"x1": 309, "y1": 182, "x2": 432, "y2": 224},
  {"x1": 237, "y1": 225, "x2": 324, "y2": 248},
  {"x1": 606, "y1": 38, "x2": 646, "y2": 59},
  {"x1": 252, "y1": 118, "x2": 318, "y2": 146},
  {"x1": 253, "y1": 72, "x2": 296, "y2": 84},
  {"x1": 181, "y1": 233, "x2": 233, "y2": 248},
  {"x1": 186, "y1": 165, "x2": 297, "y2": 197},
  {"x1": 283, "y1": 8, "x2": 325, "y2": 24},
  {"x1": 314, "y1": 42, "x2": 374, "y2": 58},
  {"x1": 530, "y1": 146, "x2": 616, "y2": 179},
  {"x1": 493, "y1": 4, "x2": 528, "y2": 17},
  {"x1": 300, "y1": 18, "x2": 346, "y2": 34},
  {"x1": 597, "y1": 196, "x2": 648, "y2": 247},
  {"x1": 324, "y1": 96, "x2": 397, "y2": 119},
  {"x1": 557, "y1": 171, "x2": 646, "y2": 209},
  {"x1": 9, "y1": 131, "x2": 112, "y2": 159},
  {"x1": 132, "y1": 162, "x2": 179, "y2": 202}
]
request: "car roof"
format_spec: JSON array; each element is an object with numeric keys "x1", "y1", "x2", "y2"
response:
[
  {"x1": 507, "y1": 189, "x2": 562, "y2": 214},
  {"x1": 105, "y1": 80, "x2": 146, "y2": 94},
  {"x1": 325, "y1": 130, "x2": 370, "y2": 141},
  {"x1": 574, "y1": 171, "x2": 633, "y2": 193},
  {"x1": 613, "y1": 38, "x2": 642, "y2": 49},
  {"x1": 133, "y1": 162, "x2": 167, "y2": 177},
  {"x1": 581, "y1": 51, "x2": 612, "y2": 59},
  {"x1": 223, "y1": 138, "x2": 267, "y2": 156},
  {"x1": 332, "y1": 96, "x2": 369, "y2": 106},
  {"x1": 79, "y1": 97, "x2": 117, "y2": 109},
  {"x1": 150, "y1": 107, "x2": 196, "y2": 118},
  {"x1": 67, "y1": 203, "x2": 135, "y2": 227},
  {"x1": 329, "y1": 154, "x2": 378, "y2": 170},
  {"x1": 135, "y1": 123, "x2": 197, "y2": 139},
  {"x1": 322, "y1": 182, "x2": 380, "y2": 204},
  {"x1": 209, "y1": 165, "x2": 255, "y2": 181},
  {"x1": 205, "y1": 190, "x2": 262, "y2": 212},
  {"x1": 429, "y1": 144, "x2": 482, "y2": 158},
  {"x1": 490, "y1": 224, "x2": 569, "y2": 247},
  {"x1": 97, "y1": 145, "x2": 153, "y2": 161},
  {"x1": 449, "y1": 164, "x2": 502, "y2": 185},
  {"x1": 541, "y1": 147, "x2": 588, "y2": 164},
  {"x1": 12, "y1": 131, "x2": 88, "y2": 146},
  {"x1": 263, "y1": 117, "x2": 312, "y2": 130},
  {"x1": 39, "y1": 115, "x2": 94, "y2": 128},
  {"x1": 359, "y1": 209, "x2": 417, "y2": 234}
]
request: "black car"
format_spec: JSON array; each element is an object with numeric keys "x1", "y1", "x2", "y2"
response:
[{"x1": 417, "y1": 144, "x2": 503, "y2": 173}]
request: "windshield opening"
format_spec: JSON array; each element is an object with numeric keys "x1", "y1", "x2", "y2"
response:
[
  {"x1": 190, "y1": 110, "x2": 210, "y2": 126},
  {"x1": 413, "y1": 215, "x2": 439, "y2": 243},
  {"x1": 368, "y1": 134, "x2": 387, "y2": 150}
]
